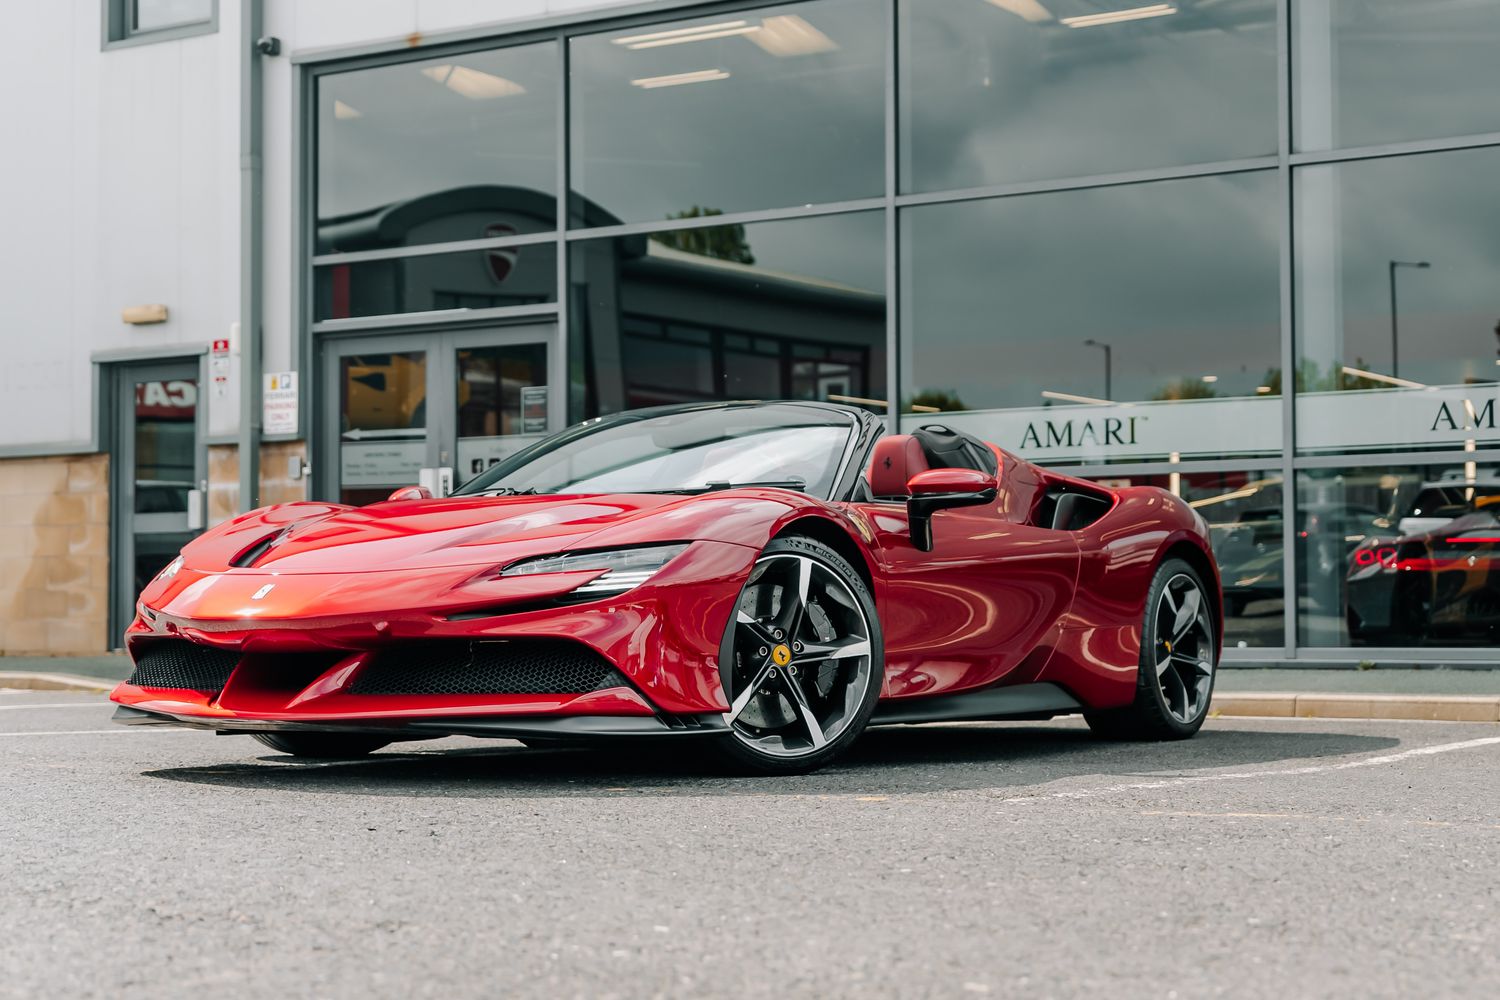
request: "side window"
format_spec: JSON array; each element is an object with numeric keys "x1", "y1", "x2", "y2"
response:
[{"x1": 105, "y1": 0, "x2": 216, "y2": 47}]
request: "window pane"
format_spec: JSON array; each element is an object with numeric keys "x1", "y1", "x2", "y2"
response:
[
  {"x1": 133, "y1": 0, "x2": 212, "y2": 32},
  {"x1": 1102, "y1": 469, "x2": 1285, "y2": 648},
  {"x1": 899, "y1": 172, "x2": 1281, "y2": 465},
  {"x1": 456, "y1": 343, "x2": 550, "y2": 482},
  {"x1": 569, "y1": 212, "x2": 885, "y2": 420},
  {"x1": 317, "y1": 43, "x2": 558, "y2": 253},
  {"x1": 900, "y1": 0, "x2": 1276, "y2": 193},
  {"x1": 568, "y1": 0, "x2": 883, "y2": 226},
  {"x1": 1294, "y1": 147, "x2": 1500, "y2": 456},
  {"x1": 314, "y1": 244, "x2": 556, "y2": 322},
  {"x1": 1296, "y1": 464, "x2": 1500, "y2": 648},
  {"x1": 1294, "y1": 0, "x2": 1500, "y2": 152},
  {"x1": 338, "y1": 351, "x2": 426, "y2": 506}
]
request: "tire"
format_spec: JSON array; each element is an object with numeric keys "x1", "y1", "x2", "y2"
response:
[
  {"x1": 712, "y1": 535, "x2": 883, "y2": 775},
  {"x1": 251, "y1": 732, "x2": 392, "y2": 758},
  {"x1": 1085, "y1": 558, "x2": 1217, "y2": 741}
]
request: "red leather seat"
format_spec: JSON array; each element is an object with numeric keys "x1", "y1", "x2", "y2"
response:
[{"x1": 868, "y1": 434, "x2": 930, "y2": 499}]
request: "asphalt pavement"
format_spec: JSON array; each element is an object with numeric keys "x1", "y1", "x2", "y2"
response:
[{"x1": 1, "y1": 692, "x2": 1496, "y2": 999}]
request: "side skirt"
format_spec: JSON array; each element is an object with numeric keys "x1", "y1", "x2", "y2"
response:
[{"x1": 868, "y1": 682, "x2": 1082, "y2": 726}]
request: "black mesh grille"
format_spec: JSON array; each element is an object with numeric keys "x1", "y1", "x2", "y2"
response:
[
  {"x1": 127, "y1": 640, "x2": 241, "y2": 694},
  {"x1": 349, "y1": 640, "x2": 626, "y2": 696}
]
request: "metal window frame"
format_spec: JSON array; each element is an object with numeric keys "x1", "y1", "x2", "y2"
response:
[
  {"x1": 101, "y1": 0, "x2": 217, "y2": 50},
  {"x1": 287, "y1": 0, "x2": 1500, "y2": 666}
]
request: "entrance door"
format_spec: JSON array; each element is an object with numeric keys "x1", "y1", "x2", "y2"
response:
[
  {"x1": 324, "y1": 325, "x2": 554, "y2": 504},
  {"x1": 111, "y1": 360, "x2": 205, "y2": 636}
]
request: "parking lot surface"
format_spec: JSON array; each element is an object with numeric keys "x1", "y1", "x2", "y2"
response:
[{"x1": 2, "y1": 691, "x2": 1496, "y2": 999}]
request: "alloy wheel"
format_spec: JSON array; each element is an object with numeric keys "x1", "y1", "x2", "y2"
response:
[
  {"x1": 723, "y1": 552, "x2": 874, "y2": 759},
  {"x1": 1153, "y1": 573, "x2": 1215, "y2": 724}
]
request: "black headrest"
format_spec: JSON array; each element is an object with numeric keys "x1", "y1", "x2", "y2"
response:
[{"x1": 910, "y1": 425, "x2": 998, "y2": 475}]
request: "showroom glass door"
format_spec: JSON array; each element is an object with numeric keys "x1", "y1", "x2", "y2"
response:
[
  {"x1": 324, "y1": 326, "x2": 554, "y2": 504},
  {"x1": 111, "y1": 360, "x2": 205, "y2": 638}
]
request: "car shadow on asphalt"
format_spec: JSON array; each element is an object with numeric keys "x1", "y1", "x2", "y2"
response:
[{"x1": 140, "y1": 722, "x2": 1401, "y2": 799}]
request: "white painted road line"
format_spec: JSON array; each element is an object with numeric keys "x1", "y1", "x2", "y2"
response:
[
  {"x1": 1000, "y1": 735, "x2": 1500, "y2": 804},
  {"x1": 0, "y1": 702, "x2": 109, "y2": 711},
  {"x1": 0, "y1": 729, "x2": 197, "y2": 737}
]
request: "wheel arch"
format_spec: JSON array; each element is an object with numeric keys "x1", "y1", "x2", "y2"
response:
[
  {"x1": 772, "y1": 515, "x2": 876, "y2": 594},
  {"x1": 1160, "y1": 538, "x2": 1223, "y2": 654}
]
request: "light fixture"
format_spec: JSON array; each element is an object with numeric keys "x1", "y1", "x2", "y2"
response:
[
  {"x1": 1340, "y1": 365, "x2": 1426, "y2": 389},
  {"x1": 420, "y1": 64, "x2": 526, "y2": 99},
  {"x1": 333, "y1": 99, "x2": 362, "y2": 120},
  {"x1": 631, "y1": 69, "x2": 731, "y2": 89},
  {"x1": 1255, "y1": 385, "x2": 1272, "y2": 394},
  {"x1": 1201, "y1": 375, "x2": 1219, "y2": 384},
  {"x1": 748, "y1": 15, "x2": 839, "y2": 56},
  {"x1": 984, "y1": 0, "x2": 1054, "y2": 22},
  {"x1": 501, "y1": 544, "x2": 689, "y2": 600},
  {"x1": 1041, "y1": 389, "x2": 1114, "y2": 406},
  {"x1": 1061, "y1": 4, "x2": 1177, "y2": 29},
  {"x1": 612, "y1": 19, "x2": 759, "y2": 48}
]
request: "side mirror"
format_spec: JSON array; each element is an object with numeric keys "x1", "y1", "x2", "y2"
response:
[
  {"x1": 386, "y1": 485, "x2": 433, "y2": 502},
  {"x1": 906, "y1": 468, "x2": 998, "y2": 551}
]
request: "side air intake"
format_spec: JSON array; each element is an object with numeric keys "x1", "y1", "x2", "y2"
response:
[{"x1": 127, "y1": 640, "x2": 241, "y2": 695}]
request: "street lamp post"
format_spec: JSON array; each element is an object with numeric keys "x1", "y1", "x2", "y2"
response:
[
  {"x1": 1083, "y1": 338, "x2": 1112, "y2": 401},
  {"x1": 1388, "y1": 260, "x2": 1431, "y2": 379}
]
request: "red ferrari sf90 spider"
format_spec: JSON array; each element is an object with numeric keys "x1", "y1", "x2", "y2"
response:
[{"x1": 112, "y1": 401, "x2": 1220, "y2": 773}]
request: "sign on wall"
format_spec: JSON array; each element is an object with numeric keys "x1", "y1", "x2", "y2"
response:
[
  {"x1": 262, "y1": 372, "x2": 298, "y2": 436},
  {"x1": 900, "y1": 383, "x2": 1500, "y2": 463}
]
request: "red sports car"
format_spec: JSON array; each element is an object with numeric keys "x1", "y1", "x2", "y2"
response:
[{"x1": 111, "y1": 401, "x2": 1220, "y2": 774}]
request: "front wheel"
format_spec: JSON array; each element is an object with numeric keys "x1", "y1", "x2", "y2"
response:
[
  {"x1": 1086, "y1": 558, "x2": 1217, "y2": 740},
  {"x1": 251, "y1": 732, "x2": 392, "y2": 758},
  {"x1": 713, "y1": 535, "x2": 883, "y2": 775}
]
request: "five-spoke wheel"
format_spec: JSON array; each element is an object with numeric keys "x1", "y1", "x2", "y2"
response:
[
  {"x1": 716, "y1": 536, "x2": 882, "y2": 773},
  {"x1": 1086, "y1": 557, "x2": 1217, "y2": 740}
]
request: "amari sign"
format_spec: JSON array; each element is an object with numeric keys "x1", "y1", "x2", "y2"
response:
[{"x1": 900, "y1": 384, "x2": 1500, "y2": 463}]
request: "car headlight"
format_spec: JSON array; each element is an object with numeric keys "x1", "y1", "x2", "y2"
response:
[{"x1": 500, "y1": 543, "x2": 689, "y2": 598}]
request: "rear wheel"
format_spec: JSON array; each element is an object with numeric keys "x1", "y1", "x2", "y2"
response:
[
  {"x1": 251, "y1": 732, "x2": 392, "y2": 758},
  {"x1": 713, "y1": 536, "x2": 882, "y2": 775},
  {"x1": 1086, "y1": 558, "x2": 1217, "y2": 740}
]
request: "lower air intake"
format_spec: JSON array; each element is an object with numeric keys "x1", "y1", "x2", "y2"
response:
[
  {"x1": 349, "y1": 640, "x2": 627, "y2": 696},
  {"x1": 127, "y1": 640, "x2": 241, "y2": 694}
]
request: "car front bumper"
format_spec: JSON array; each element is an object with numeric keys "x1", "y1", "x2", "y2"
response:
[{"x1": 109, "y1": 540, "x2": 757, "y2": 736}]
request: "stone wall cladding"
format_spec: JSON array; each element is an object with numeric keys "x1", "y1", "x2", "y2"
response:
[
  {"x1": 208, "y1": 441, "x2": 309, "y2": 526},
  {"x1": 0, "y1": 454, "x2": 110, "y2": 654}
]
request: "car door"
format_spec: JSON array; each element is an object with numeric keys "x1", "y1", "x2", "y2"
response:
[{"x1": 849, "y1": 499, "x2": 1080, "y2": 699}]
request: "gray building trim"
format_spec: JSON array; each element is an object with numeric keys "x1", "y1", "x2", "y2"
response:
[
  {"x1": 893, "y1": 156, "x2": 1282, "y2": 210},
  {"x1": 101, "y1": 0, "x2": 218, "y2": 50},
  {"x1": 1288, "y1": 130, "x2": 1500, "y2": 167},
  {"x1": 563, "y1": 197, "x2": 888, "y2": 242},
  {"x1": 289, "y1": 0, "x2": 780, "y2": 66},
  {"x1": 554, "y1": 30, "x2": 571, "y2": 430},
  {"x1": 1276, "y1": 0, "x2": 1298, "y2": 654},
  {"x1": 1291, "y1": 449, "x2": 1500, "y2": 470},
  {"x1": 0, "y1": 441, "x2": 102, "y2": 460},
  {"x1": 881, "y1": 0, "x2": 898, "y2": 434},
  {"x1": 238, "y1": 0, "x2": 265, "y2": 513},
  {"x1": 311, "y1": 302, "x2": 559, "y2": 336},
  {"x1": 91, "y1": 342, "x2": 210, "y2": 363},
  {"x1": 312, "y1": 230, "x2": 560, "y2": 266}
]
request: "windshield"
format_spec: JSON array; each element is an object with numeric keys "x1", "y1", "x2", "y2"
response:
[{"x1": 454, "y1": 404, "x2": 857, "y2": 498}]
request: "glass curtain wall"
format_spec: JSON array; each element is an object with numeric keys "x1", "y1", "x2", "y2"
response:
[{"x1": 309, "y1": 0, "x2": 1500, "y2": 660}]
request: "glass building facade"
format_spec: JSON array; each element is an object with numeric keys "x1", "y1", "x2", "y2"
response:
[{"x1": 306, "y1": 0, "x2": 1500, "y2": 662}]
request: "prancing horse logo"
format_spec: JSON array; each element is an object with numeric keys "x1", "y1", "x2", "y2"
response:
[{"x1": 251, "y1": 584, "x2": 275, "y2": 600}]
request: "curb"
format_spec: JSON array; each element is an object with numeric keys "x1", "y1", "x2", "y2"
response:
[
  {"x1": 1212, "y1": 692, "x2": 1500, "y2": 723},
  {"x1": 0, "y1": 672, "x2": 115, "y2": 694}
]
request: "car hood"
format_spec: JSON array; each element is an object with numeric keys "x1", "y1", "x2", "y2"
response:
[{"x1": 184, "y1": 494, "x2": 689, "y2": 575}]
